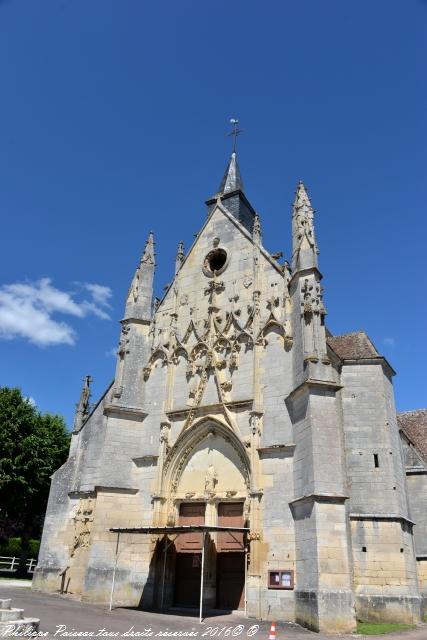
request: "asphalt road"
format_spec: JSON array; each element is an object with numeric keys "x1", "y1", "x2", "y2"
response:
[{"x1": 1, "y1": 585, "x2": 426, "y2": 640}]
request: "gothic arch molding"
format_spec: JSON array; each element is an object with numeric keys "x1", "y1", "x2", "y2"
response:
[{"x1": 163, "y1": 416, "x2": 251, "y2": 496}]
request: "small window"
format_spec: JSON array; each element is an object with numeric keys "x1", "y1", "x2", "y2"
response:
[
  {"x1": 362, "y1": 546, "x2": 367, "y2": 553},
  {"x1": 203, "y1": 248, "x2": 229, "y2": 276},
  {"x1": 268, "y1": 570, "x2": 294, "y2": 590},
  {"x1": 374, "y1": 453, "x2": 379, "y2": 468}
]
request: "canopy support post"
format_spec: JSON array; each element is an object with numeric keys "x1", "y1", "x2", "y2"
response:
[
  {"x1": 199, "y1": 531, "x2": 206, "y2": 624},
  {"x1": 244, "y1": 545, "x2": 248, "y2": 617},
  {"x1": 109, "y1": 531, "x2": 120, "y2": 612}
]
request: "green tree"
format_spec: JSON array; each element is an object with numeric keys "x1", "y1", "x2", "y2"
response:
[{"x1": 0, "y1": 387, "x2": 70, "y2": 576}]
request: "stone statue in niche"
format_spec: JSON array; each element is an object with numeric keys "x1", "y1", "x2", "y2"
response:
[{"x1": 204, "y1": 465, "x2": 218, "y2": 494}]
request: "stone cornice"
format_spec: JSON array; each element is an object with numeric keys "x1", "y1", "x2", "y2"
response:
[
  {"x1": 257, "y1": 443, "x2": 296, "y2": 457},
  {"x1": 68, "y1": 490, "x2": 96, "y2": 499},
  {"x1": 69, "y1": 486, "x2": 139, "y2": 498},
  {"x1": 289, "y1": 492, "x2": 349, "y2": 507},
  {"x1": 96, "y1": 486, "x2": 139, "y2": 494},
  {"x1": 340, "y1": 356, "x2": 396, "y2": 378},
  {"x1": 406, "y1": 467, "x2": 427, "y2": 475},
  {"x1": 104, "y1": 404, "x2": 148, "y2": 420},
  {"x1": 120, "y1": 317, "x2": 151, "y2": 326},
  {"x1": 349, "y1": 513, "x2": 415, "y2": 526},
  {"x1": 132, "y1": 455, "x2": 158, "y2": 467},
  {"x1": 167, "y1": 398, "x2": 253, "y2": 419},
  {"x1": 286, "y1": 378, "x2": 342, "y2": 405}
]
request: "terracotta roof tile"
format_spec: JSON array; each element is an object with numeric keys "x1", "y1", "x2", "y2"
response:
[
  {"x1": 398, "y1": 410, "x2": 427, "y2": 462},
  {"x1": 327, "y1": 331, "x2": 380, "y2": 360}
]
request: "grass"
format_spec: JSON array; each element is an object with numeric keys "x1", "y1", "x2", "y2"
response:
[{"x1": 356, "y1": 621, "x2": 416, "y2": 635}]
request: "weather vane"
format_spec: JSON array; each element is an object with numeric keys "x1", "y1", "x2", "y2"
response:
[{"x1": 228, "y1": 118, "x2": 243, "y2": 153}]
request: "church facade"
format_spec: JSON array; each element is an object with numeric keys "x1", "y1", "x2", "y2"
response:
[{"x1": 33, "y1": 154, "x2": 427, "y2": 633}]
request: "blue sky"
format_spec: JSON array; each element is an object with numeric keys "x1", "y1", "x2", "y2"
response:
[{"x1": 0, "y1": 0, "x2": 425, "y2": 427}]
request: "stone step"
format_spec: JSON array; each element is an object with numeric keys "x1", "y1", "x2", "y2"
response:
[
  {"x1": 0, "y1": 608, "x2": 24, "y2": 621},
  {"x1": 0, "y1": 617, "x2": 40, "y2": 635},
  {"x1": 0, "y1": 600, "x2": 11, "y2": 610}
]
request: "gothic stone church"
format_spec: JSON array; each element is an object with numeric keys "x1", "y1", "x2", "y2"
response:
[{"x1": 34, "y1": 153, "x2": 427, "y2": 633}]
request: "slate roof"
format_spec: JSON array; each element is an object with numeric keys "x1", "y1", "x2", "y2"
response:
[
  {"x1": 217, "y1": 152, "x2": 244, "y2": 195},
  {"x1": 398, "y1": 409, "x2": 427, "y2": 462},
  {"x1": 327, "y1": 331, "x2": 380, "y2": 360}
]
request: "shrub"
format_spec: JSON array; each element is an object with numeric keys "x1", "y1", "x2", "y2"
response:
[{"x1": 0, "y1": 537, "x2": 40, "y2": 558}]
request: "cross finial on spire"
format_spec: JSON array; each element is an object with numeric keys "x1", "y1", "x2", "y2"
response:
[{"x1": 228, "y1": 118, "x2": 243, "y2": 153}]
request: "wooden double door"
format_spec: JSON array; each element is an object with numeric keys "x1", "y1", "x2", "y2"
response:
[{"x1": 173, "y1": 502, "x2": 245, "y2": 611}]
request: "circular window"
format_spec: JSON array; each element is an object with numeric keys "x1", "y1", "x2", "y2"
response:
[{"x1": 203, "y1": 248, "x2": 229, "y2": 276}]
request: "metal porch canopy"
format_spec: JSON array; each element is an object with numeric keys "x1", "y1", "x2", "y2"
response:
[
  {"x1": 108, "y1": 525, "x2": 250, "y2": 621},
  {"x1": 109, "y1": 525, "x2": 249, "y2": 534}
]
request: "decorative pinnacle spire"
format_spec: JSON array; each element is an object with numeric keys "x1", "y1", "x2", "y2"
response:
[
  {"x1": 175, "y1": 241, "x2": 185, "y2": 274},
  {"x1": 73, "y1": 375, "x2": 92, "y2": 432},
  {"x1": 252, "y1": 213, "x2": 262, "y2": 243},
  {"x1": 292, "y1": 181, "x2": 319, "y2": 272},
  {"x1": 217, "y1": 152, "x2": 244, "y2": 195},
  {"x1": 125, "y1": 230, "x2": 156, "y2": 320},
  {"x1": 141, "y1": 231, "x2": 155, "y2": 266}
]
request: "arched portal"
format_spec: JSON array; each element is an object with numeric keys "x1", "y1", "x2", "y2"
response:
[{"x1": 159, "y1": 418, "x2": 251, "y2": 611}]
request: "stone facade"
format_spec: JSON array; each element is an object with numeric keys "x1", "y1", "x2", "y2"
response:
[{"x1": 33, "y1": 153, "x2": 427, "y2": 632}]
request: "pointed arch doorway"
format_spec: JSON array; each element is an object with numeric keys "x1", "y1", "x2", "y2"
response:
[
  {"x1": 162, "y1": 419, "x2": 251, "y2": 612},
  {"x1": 172, "y1": 502, "x2": 247, "y2": 612}
]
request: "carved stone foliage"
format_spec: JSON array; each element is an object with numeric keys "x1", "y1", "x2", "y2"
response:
[
  {"x1": 301, "y1": 278, "x2": 326, "y2": 318},
  {"x1": 70, "y1": 498, "x2": 94, "y2": 557},
  {"x1": 118, "y1": 324, "x2": 131, "y2": 358},
  {"x1": 293, "y1": 183, "x2": 318, "y2": 254}
]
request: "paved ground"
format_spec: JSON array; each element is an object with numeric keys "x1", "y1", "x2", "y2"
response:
[{"x1": 0, "y1": 585, "x2": 426, "y2": 640}]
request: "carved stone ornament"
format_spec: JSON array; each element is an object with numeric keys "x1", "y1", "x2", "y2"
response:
[
  {"x1": 160, "y1": 423, "x2": 170, "y2": 445},
  {"x1": 301, "y1": 278, "x2": 326, "y2": 317},
  {"x1": 247, "y1": 531, "x2": 261, "y2": 541},
  {"x1": 204, "y1": 464, "x2": 218, "y2": 494},
  {"x1": 243, "y1": 275, "x2": 252, "y2": 289},
  {"x1": 118, "y1": 325, "x2": 131, "y2": 357},
  {"x1": 70, "y1": 498, "x2": 94, "y2": 557},
  {"x1": 220, "y1": 379, "x2": 233, "y2": 392}
]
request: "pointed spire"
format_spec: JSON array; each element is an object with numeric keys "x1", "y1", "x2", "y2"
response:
[
  {"x1": 291, "y1": 181, "x2": 319, "y2": 272},
  {"x1": 217, "y1": 152, "x2": 244, "y2": 195},
  {"x1": 73, "y1": 375, "x2": 91, "y2": 432},
  {"x1": 125, "y1": 231, "x2": 155, "y2": 320},
  {"x1": 175, "y1": 241, "x2": 185, "y2": 274}
]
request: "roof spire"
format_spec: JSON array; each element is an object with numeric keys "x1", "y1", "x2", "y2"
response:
[
  {"x1": 217, "y1": 118, "x2": 245, "y2": 195},
  {"x1": 217, "y1": 152, "x2": 244, "y2": 195}
]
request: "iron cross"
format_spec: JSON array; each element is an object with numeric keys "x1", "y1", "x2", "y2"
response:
[{"x1": 228, "y1": 118, "x2": 243, "y2": 153}]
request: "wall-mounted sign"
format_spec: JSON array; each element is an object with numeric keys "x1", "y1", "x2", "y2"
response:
[{"x1": 268, "y1": 569, "x2": 294, "y2": 590}]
